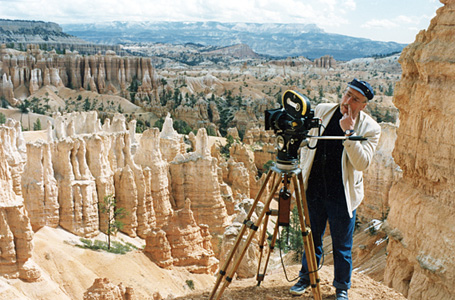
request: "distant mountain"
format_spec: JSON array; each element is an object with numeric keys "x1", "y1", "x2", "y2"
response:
[
  {"x1": 62, "y1": 21, "x2": 406, "y2": 61},
  {"x1": 0, "y1": 19, "x2": 127, "y2": 55},
  {"x1": 0, "y1": 19, "x2": 84, "y2": 44}
]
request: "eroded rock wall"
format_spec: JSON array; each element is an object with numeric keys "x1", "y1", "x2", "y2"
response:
[
  {"x1": 384, "y1": 1, "x2": 455, "y2": 299},
  {"x1": 134, "y1": 127, "x2": 174, "y2": 229},
  {"x1": 360, "y1": 123, "x2": 402, "y2": 221},
  {"x1": 22, "y1": 141, "x2": 59, "y2": 231},
  {"x1": 161, "y1": 199, "x2": 218, "y2": 274},
  {"x1": 0, "y1": 122, "x2": 40, "y2": 281}
]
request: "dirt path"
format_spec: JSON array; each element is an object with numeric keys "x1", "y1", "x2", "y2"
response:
[{"x1": 175, "y1": 265, "x2": 406, "y2": 300}]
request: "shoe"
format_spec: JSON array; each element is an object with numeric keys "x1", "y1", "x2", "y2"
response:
[
  {"x1": 289, "y1": 277, "x2": 310, "y2": 295},
  {"x1": 336, "y1": 289, "x2": 348, "y2": 300}
]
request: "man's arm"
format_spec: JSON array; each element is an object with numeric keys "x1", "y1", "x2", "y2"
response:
[{"x1": 343, "y1": 121, "x2": 381, "y2": 171}]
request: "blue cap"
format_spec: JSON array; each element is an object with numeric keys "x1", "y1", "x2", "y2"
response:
[{"x1": 348, "y1": 78, "x2": 374, "y2": 101}]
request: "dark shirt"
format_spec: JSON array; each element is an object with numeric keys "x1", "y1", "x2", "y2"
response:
[{"x1": 306, "y1": 108, "x2": 345, "y2": 200}]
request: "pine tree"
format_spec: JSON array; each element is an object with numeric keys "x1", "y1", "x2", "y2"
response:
[
  {"x1": 33, "y1": 118, "x2": 42, "y2": 130},
  {"x1": 98, "y1": 195, "x2": 127, "y2": 250},
  {"x1": 276, "y1": 206, "x2": 304, "y2": 261}
]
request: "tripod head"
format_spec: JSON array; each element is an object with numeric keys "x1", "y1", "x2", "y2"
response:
[{"x1": 265, "y1": 90, "x2": 319, "y2": 169}]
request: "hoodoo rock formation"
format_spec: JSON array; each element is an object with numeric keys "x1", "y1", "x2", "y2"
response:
[
  {"x1": 159, "y1": 113, "x2": 186, "y2": 162},
  {"x1": 15, "y1": 111, "x2": 234, "y2": 277},
  {"x1": 0, "y1": 121, "x2": 40, "y2": 281},
  {"x1": 0, "y1": 42, "x2": 275, "y2": 135},
  {"x1": 314, "y1": 55, "x2": 336, "y2": 69},
  {"x1": 83, "y1": 278, "x2": 134, "y2": 300},
  {"x1": 169, "y1": 128, "x2": 230, "y2": 250},
  {"x1": 22, "y1": 141, "x2": 59, "y2": 231},
  {"x1": 384, "y1": 1, "x2": 455, "y2": 299},
  {"x1": 0, "y1": 44, "x2": 157, "y2": 106},
  {"x1": 161, "y1": 198, "x2": 218, "y2": 274},
  {"x1": 219, "y1": 198, "x2": 266, "y2": 279},
  {"x1": 134, "y1": 127, "x2": 174, "y2": 229}
]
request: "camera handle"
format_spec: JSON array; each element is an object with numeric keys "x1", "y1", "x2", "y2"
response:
[
  {"x1": 302, "y1": 135, "x2": 367, "y2": 150},
  {"x1": 307, "y1": 135, "x2": 367, "y2": 141}
]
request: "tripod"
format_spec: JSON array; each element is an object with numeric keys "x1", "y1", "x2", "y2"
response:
[{"x1": 209, "y1": 162, "x2": 322, "y2": 300}]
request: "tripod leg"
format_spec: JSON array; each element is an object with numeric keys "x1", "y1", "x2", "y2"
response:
[
  {"x1": 296, "y1": 173, "x2": 321, "y2": 291},
  {"x1": 256, "y1": 211, "x2": 279, "y2": 286},
  {"x1": 292, "y1": 174, "x2": 322, "y2": 300},
  {"x1": 256, "y1": 207, "x2": 271, "y2": 284},
  {"x1": 209, "y1": 168, "x2": 277, "y2": 300},
  {"x1": 214, "y1": 171, "x2": 282, "y2": 300}
]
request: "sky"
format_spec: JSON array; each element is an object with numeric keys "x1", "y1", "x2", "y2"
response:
[{"x1": 0, "y1": 0, "x2": 443, "y2": 44}]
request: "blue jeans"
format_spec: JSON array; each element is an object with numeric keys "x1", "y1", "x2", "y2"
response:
[{"x1": 298, "y1": 192, "x2": 356, "y2": 290}]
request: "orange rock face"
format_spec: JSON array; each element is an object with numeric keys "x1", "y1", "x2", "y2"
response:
[
  {"x1": 162, "y1": 199, "x2": 218, "y2": 274},
  {"x1": 384, "y1": 2, "x2": 455, "y2": 299},
  {"x1": 83, "y1": 278, "x2": 134, "y2": 300},
  {"x1": 144, "y1": 229, "x2": 174, "y2": 269},
  {"x1": 361, "y1": 123, "x2": 402, "y2": 221}
]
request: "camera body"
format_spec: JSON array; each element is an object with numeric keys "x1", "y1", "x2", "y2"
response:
[{"x1": 265, "y1": 90, "x2": 320, "y2": 168}]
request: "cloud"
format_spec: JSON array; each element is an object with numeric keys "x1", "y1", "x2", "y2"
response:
[
  {"x1": 397, "y1": 14, "x2": 436, "y2": 26},
  {"x1": 396, "y1": 15, "x2": 418, "y2": 24},
  {"x1": 362, "y1": 19, "x2": 398, "y2": 29},
  {"x1": 0, "y1": 0, "x2": 355, "y2": 27},
  {"x1": 343, "y1": 0, "x2": 356, "y2": 10},
  {"x1": 0, "y1": 0, "x2": 431, "y2": 44},
  {"x1": 362, "y1": 11, "x2": 436, "y2": 31}
]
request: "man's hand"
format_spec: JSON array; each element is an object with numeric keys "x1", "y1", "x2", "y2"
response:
[{"x1": 339, "y1": 105, "x2": 358, "y2": 132}]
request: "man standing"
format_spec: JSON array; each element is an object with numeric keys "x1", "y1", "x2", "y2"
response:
[{"x1": 289, "y1": 79, "x2": 381, "y2": 300}]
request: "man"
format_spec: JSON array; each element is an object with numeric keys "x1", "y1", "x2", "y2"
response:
[{"x1": 289, "y1": 79, "x2": 381, "y2": 300}]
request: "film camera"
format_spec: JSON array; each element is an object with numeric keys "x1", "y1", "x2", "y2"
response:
[{"x1": 265, "y1": 90, "x2": 320, "y2": 169}]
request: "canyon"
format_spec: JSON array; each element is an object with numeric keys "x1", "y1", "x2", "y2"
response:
[{"x1": 1, "y1": 1, "x2": 455, "y2": 299}]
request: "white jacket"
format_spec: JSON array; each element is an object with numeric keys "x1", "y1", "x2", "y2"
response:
[{"x1": 300, "y1": 103, "x2": 381, "y2": 218}]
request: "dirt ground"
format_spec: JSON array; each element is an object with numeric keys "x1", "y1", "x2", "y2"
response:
[{"x1": 175, "y1": 264, "x2": 407, "y2": 300}]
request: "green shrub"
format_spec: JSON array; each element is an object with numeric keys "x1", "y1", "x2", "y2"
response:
[
  {"x1": 186, "y1": 279, "x2": 195, "y2": 290},
  {"x1": 77, "y1": 238, "x2": 138, "y2": 254}
]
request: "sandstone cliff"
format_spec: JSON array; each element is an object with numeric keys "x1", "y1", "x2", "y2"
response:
[{"x1": 384, "y1": 1, "x2": 455, "y2": 299}]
